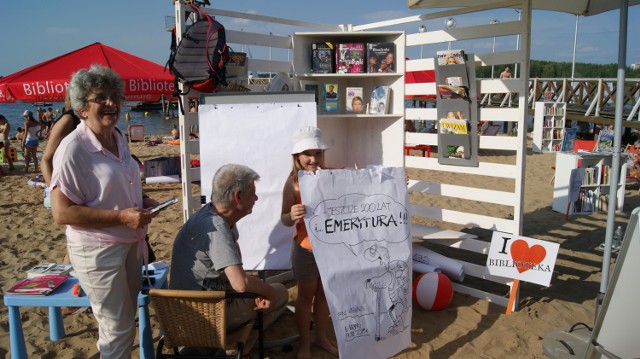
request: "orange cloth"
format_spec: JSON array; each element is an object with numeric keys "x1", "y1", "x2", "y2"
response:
[{"x1": 294, "y1": 194, "x2": 312, "y2": 251}]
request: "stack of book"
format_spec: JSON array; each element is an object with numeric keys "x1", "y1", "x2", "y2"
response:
[
  {"x1": 27, "y1": 263, "x2": 73, "y2": 278},
  {"x1": 6, "y1": 274, "x2": 69, "y2": 296}
]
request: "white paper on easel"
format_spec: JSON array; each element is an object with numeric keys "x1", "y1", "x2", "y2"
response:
[
  {"x1": 299, "y1": 167, "x2": 412, "y2": 359},
  {"x1": 198, "y1": 102, "x2": 316, "y2": 270}
]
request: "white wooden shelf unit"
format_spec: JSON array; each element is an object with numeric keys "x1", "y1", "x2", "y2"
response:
[
  {"x1": 552, "y1": 152, "x2": 626, "y2": 215},
  {"x1": 293, "y1": 31, "x2": 406, "y2": 169},
  {"x1": 533, "y1": 101, "x2": 567, "y2": 153}
]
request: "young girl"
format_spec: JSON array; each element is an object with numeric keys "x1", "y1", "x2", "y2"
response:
[{"x1": 281, "y1": 126, "x2": 338, "y2": 359}]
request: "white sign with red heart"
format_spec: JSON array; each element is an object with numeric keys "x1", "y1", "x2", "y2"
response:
[{"x1": 487, "y1": 232, "x2": 560, "y2": 287}]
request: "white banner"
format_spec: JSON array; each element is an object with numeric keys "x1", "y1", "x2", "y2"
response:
[
  {"x1": 487, "y1": 232, "x2": 560, "y2": 287},
  {"x1": 199, "y1": 101, "x2": 316, "y2": 270},
  {"x1": 299, "y1": 166, "x2": 412, "y2": 359}
]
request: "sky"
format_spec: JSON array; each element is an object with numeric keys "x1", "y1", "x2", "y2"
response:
[{"x1": 0, "y1": 1, "x2": 638, "y2": 77}]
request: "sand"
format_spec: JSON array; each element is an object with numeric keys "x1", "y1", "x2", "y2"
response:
[{"x1": 0, "y1": 138, "x2": 636, "y2": 358}]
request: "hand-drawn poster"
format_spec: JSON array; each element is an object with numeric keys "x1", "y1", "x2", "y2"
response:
[{"x1": 299, "y1": 166, "x2": 412, "y2": 359}]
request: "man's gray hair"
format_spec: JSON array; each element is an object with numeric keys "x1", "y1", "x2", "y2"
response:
[
  {"x1": 211, "y1": 164, "x2": 260, "y2": 206},
  {"x1": 68, "y1": 64, "x2": 124, "y2": 112}
]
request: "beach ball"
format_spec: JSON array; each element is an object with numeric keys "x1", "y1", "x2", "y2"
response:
[{"x1": 413, "y1": 272, "x2": 453, "y2": 311}]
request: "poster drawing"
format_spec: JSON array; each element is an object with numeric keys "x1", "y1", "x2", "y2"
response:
[{"x1": 299, "y1": 166, "x2": 412, "y2": 358}]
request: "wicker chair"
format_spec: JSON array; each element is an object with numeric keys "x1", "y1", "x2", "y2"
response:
[{"x1": 150, "y1": 289, "x2": 257, "y2": 359}]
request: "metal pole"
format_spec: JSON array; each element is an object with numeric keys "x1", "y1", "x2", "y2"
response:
[
  {"x1": 571, "y1": 15, "x2": 579, "y2": 81},
  {"x1": 514, "y1": 10, "x2": 522, "y2": 78},
  {"x1": 444, "y1": 18, "x2": 456, "y2": 51},
  {"x1": 601, "y1": 0, "x2": 628, "y2": 313},
  {"x1": 490, "y1": 20, "x2": 500, "y2": 78},
  {"x1": 419, "y1": 25, "x2": 426, "y2": 59}
]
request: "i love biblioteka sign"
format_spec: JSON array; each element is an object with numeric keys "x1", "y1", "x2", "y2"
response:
[{"x1": 487, "y1": 232, "x2": 560, "y2": 287}]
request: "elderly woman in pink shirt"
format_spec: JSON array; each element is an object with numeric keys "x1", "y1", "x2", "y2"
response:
[{"x1": 50, "y1": 64, "x2": 158, "y2": 358}]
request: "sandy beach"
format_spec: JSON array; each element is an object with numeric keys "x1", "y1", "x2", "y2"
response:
[{"x1": 0, "y1": 137, "x2": 636, "y2": 358}]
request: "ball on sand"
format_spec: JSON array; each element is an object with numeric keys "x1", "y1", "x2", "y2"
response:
[{"x1": 413, "y1": 272, "x2": 453, "y2": 311}]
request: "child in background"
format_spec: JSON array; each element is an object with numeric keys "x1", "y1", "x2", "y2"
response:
[{"x1": 281, "y1": 126, "x2": 339, "y2": 359}]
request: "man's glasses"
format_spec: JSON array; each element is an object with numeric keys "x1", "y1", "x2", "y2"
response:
[{"x1": 88, "y1": 95, "x2": 125, "y2": 104}]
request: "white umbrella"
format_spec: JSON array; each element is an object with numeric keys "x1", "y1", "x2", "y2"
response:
[{"x1": 408, "y1": 0, "x2": 640, "y2": 16}]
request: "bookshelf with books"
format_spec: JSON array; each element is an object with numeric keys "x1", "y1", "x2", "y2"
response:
[
  {"x1": 533, "y1": 101, "x2": 568, "y2": 153},
  {"x1": 293, "y1": 31, "x2": 405, "y2": 169},
  {"x1": 552, "y1": 152, "x2": 627, "y2": 215},
  {"x1": 434, "y1": 49, "x2": 479, "y2": 166}
]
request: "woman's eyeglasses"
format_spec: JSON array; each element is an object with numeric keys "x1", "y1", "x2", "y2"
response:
[{"x1": 88, "y1": 95, "x2": 125, "y2": 104}]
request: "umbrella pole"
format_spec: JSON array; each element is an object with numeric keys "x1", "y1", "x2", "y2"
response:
[{"x1": 600, "y1": 0, "x2": 628, "y2": 317}]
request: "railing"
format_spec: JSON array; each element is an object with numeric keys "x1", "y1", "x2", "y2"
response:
[{"x1": 480, "y1": 77, "x2": 640, "y2": 121}]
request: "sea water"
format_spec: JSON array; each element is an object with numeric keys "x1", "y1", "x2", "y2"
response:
[{"x1": 0, "y1": 102, "x2": 178, "y2": 138}]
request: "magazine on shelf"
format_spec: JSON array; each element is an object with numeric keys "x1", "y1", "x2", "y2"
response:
[
  {"x1": 439, "y1": 116, "x2": 469, "y2": 135},
  {"x1": 322, "y1": 83, "x2": 339, "y2": 113},
  {"x1": 6, "y1": 275, "x2": 69, "y2": 295},
  {"x1": 335, "y1": 43, "x2": 365, "y2": 74},
  {"x1": 594, "y1": 129, "x2": 614, "y2": 153},
  {"x1": 368, "y1": 85, "x2": 390, "y2": 115},
  {"x1": 445, "y1": 76, "x2": 464, "y2": 87},
  {"x1": 561, "y1": 128, "x2": 578, "y2": 152},
  {"x1": 345, "y1": 87, "x2": 364, "y2": 113},
  {"x1": 436, "y1": 49, "x2": 466, "y2": 65},
  {"x1": 27, "y1": 263, "x2": 73, "y2": 278},
  {"x1": 311, "y1": 42, "x2": 335, "y2": 73},
  {"x1": 436, "y1": 84, "x2": 469, "y2": 100},
  {"x1": 366, "y1": 42, "x2": 396, "y2": 73}
]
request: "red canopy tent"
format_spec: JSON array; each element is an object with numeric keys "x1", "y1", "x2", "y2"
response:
[
  {"x1": 404, "y1": 69, "x2": 436, "y2": 100},
  {"x1": 0, "y1": 42, "x2": 175, "y2": 103}
]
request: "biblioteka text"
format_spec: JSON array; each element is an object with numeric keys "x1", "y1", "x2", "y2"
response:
[{"x1": 488, "y1": 259, "x2": 551, "y2": 272}]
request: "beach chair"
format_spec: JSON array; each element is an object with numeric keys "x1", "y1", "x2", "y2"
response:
[{"x1": 150, "y1": 289, "x2": 262, "y2": 359}]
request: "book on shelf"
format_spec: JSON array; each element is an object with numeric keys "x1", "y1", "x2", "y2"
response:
[
  {"x1": 311, "y1": 42, "x2": 335, "y2": 73},
  {"x1": 439, "y1": 116, "x2": 469, "y2": 135},
  {"x1": 6, "y1": 275, "x2": 69, "y2": 295},
  {"x1": 594, "y1": 129, "x2": 614, "y2": 153},
  {"x1": 445, "y1": 76, "x2": 464, "y2": 87},
  {"x1": 335, "y1": 43, "x2": 365, "y2": 74},
  {"x1": 366, "y1": 42, "x2": 396, "y2": 73},
  {"x1": 345, "y1": 87, "x2": 364, "y2": 113},
  {"x1": 436, "y1": 49, "x2": 466, "y2": 65},
  {"x1": 561, "y1": 128, "x2": 578, "y2": 152},
  {"x1": 368, "y1": 85, "x2": 390, "y2": 115},
  {"x1": 444, "y1": 145, "x2": 467, "y2": 159},
  {"x1": 436, "y1": 84, "x2": 469, "y2": 101},
  {"x1": 322, "y1": 83, "x2": 339, "y2": 113},
  {"x1": 27, "y1": 263, "x2": 73, "y2": 278}
]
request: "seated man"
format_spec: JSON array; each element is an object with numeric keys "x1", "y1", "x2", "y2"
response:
[{"x1": 169, "y1": 163, "x2": 288, "y2": 352}]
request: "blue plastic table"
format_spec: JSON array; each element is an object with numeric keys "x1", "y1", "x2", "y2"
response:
[{"x1": 4, "y1": 267, "x2": 169, "y2": 359}]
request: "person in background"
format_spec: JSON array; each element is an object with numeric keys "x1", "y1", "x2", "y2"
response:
[
  {"x1": 0, "y1": 114, "x2": 15, "y2": 171},
  {"x1": 379, "y1": 51, "x2": 395, "y2": 73},
  {"x1": 15, "y1": 127, "x2": 25, "y2": 142},
  {"x1": 500, "y1": 66, "x2": 512, "y2": 79},
  {"x1": 171, "y1": 125, "x2": 179, "y2": 140},
  {"x1": 169, "y1": 163, "x2": 288, "y2": 354},
  {"x1": 42, "y1": 93, "x2": 82, "y2": 186},
  {"x1": 281, "y1": 126, "x2": 339, "y2": 359},
  {"x1": 50, "y1": 64, "x2": 159, "y2": 358},
  {"x1": 22, "y1": 110, "x2": 40, "y2": 173}
]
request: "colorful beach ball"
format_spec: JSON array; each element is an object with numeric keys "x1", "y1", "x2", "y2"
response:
[{"x1": 413, "y1": 272, "x2": 454, "y2": 311}]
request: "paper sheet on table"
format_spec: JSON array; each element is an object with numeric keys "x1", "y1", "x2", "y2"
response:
[
  {"x1": 412, "y1": 244, "x2": 465, "y2": 282},
  {"x1": 145, "y1": 175, "x2": 180, "y2": 184}
]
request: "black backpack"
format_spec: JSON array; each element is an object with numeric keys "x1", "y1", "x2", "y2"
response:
[{"x1": 167, "y1": 4, "x2": 228, "y2": 94}]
